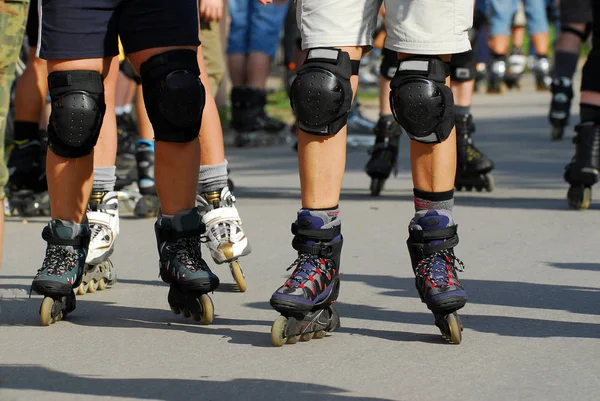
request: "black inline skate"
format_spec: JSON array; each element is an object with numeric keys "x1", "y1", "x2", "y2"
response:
[
  {"x1": 365, "y1": 116, "x2": 402, "y2": 196},
  {"x1": 487, "y1": 55, "x2": 506, "y2": 94},
  {"x1": 407, "y1": 210, "x2": 467, "y2": 344},
  {"x1": 504, "y1": 47, "x2": 526, "y2": 90},
  {"x1": 549, "y1": 77, "x2": 573, "y2": 141},
  {"x1": 133, "y1": 139, "x2": 160, "y2": 218},
  {"x1": 31, "y1": 219, "x2": 91, "y2": 326},
  {"x1": 455, "y1": 114, "x2": 495, "y2": 192},
  {"x1": 564, "y1": 123, "x2": 600, "y2": 209},
  {"x1": 270, "y1": 210, "x2": 343, "y2": 347},
  {"x1": 156, "y1": 208, "x2": 220, "y2": 324},
  {"x1": 6, "y1": 131, "x2": 50, "y2": 217}
]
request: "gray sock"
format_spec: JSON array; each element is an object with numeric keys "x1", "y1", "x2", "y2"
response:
[
  {"x1": 297, "y1": 206, "x2": 341, "y2": 229},
  {"x1": 413, "y1": 188, "x2": 454, "y2": 213},
  {"x1": 553, "y1": 51, "x2": 579, "y2": 80},
  {"x1": 198, "y1": 160, "x2": 228, "y2": 194},
  {"x1": 92, "y1": 166, "x2": 117, "y2": 192}
]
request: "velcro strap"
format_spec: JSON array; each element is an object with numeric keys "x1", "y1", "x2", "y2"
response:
[
  {"x1": 396, "y1": 57, "x2": 450, "y2": 81},
  {"x1": 306, "y1": 47, "x2": 359, "y2": 76},
  {"x1": 408, "y1": 225, "x2": 458, "y2": 243},
  {"x1": 291, "y1": 222, "x2": 341, "y2": 241},
  {"x1": 48, "y1": 71, "x2": 103, "y2": 88},
  {"x1": 292, "y1": 237, "x2": 343, "y2": 258}
]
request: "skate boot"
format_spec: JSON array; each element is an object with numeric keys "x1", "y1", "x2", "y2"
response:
[
  {"x1": 6, "y1": 134, "x2": 50, "y2": 217},
  {"x1": 487, "y1": 55, "x2": 506, "y2": 94},
  {"x1": 474, "y1": 62, "x2": 487, "y2": 93},
  {"x1": 197, "y1": 187, "x2": 251, "y2": 292},
  {"x1": 156, "y1": 208, "x2": 220, "y2": 324},
  {"x1": 231, "y1": 87, "x2": 286, "y2": 147},
  {"x1": 505, "y1": 47, "x2": 526, "y2": 89},
  {"x1": 534, "y1": 56, "x2": 552, "y2": 91},
  {"x1": 31, "y1": 219, "x2": 91, "y2": 326},
  {"x1": 549, "y1": 77, "x2": 573, "y2": 141},
  {"x1": 78, "y1": 191, "x2": 119, "y2": 295},
  {"x1": 133, "y1": 139, "x2": 160, "y2": 218},
  {"x1": 407, "y1": 210, "x2": 467, "y2": 344},
  {"x1": 364, "y1": 115, "x2": 402, "y2": 196},
  {"x1": 270, "y1": 210, "x2": 343, "y2": 347},
  {"x1": 455, "y1": 114, "x2": 495, "y2": 192},
  {"x1": 564, "y1": 123, "x2": 600, "y2": 209}
]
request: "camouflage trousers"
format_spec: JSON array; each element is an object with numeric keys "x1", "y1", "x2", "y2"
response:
[{"x1": 0, "y1": 0, "x2": 29, "y2": 200}]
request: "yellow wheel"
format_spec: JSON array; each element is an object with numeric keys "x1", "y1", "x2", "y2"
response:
[
  {"x1": 88, "y1": 279, "x2": 98, "y2": 293},
  {"x1": 170, "y1": 306, "x2": 181, "y2": 315},
  {"x1": 286, "y1": 335, "x2": 300, "y2": 345},
  {"x1": 300, "y1": 332, "x2": 314, "y2": 342},
  {"x1": 77, "y1": 282, "x2": 88, "y2": 295},
  {"x1": 40, "y1": 297, "x2": 54, "y2": 326},
  {"x1": 447, "y1": 313, "x2": 462, "y2": 345},
  {"x1": 183, "y1": 309, "x2": 191, "y2": 318},
  {"x1": 200, "y1": 294, "x2": 214, "y2": 325},
  {"x1": 97, "y1": 278, "x2": 106, "y2": 291},
  {"x1": 314, "y1": 330, "x2": 326, "y2": 339},
  {"x1": 271, "y1": 316, "x2": 287, "y2": 347},
  {"x1": 230, "y1": 260, "x2": 247, "y2": 292}
]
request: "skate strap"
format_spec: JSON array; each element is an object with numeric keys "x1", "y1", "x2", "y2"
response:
[
  {"x1": 158, "y1": 224, "x2": 206, "y2": 242},
  {"x1": 292, "y1": 237, "x2": 343, "y2": 258},
  {"x1": 409, "y1": 225, "x2": 457, "y2": 243},
  {"x1": 291, "y1": 223, "x2": 341, "y2": 241},
  {"x1": 41, "y1": 232, "x2": 87, "y2": 247}
]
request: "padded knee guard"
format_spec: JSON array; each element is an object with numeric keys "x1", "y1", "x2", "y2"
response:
[
  {"x1": 140, "y1": 49, "x2": 205, "y2": 143},
  {"x1": 47, "y1": 71, "x2": 105, "y2": 158},
  {"x1": 451, "y1": 50, "x2": 476, "y2": 82},
  {"x1": 582, "y1": 46, "x2": 600, "y2": 93},
  {"x1": 562, "y1": 25, "x2": 592, "y2": 43},
  {"x1": 379, "y1": 48, "x2": 399, "y2": 80},
  {"x1": 290, "y1": 48, "x2": 358, "y2": 136},
  {"x1": 389, "y1": 57, "x2": 454, "y2": 143}
]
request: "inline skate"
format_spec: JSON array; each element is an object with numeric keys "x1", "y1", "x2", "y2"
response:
[
  {"x1": 564, "y1": 123, "x2": 600, "y2": 209},
  {"x1": 487, "y1": 55, "x2": 506, "y2": 94},
  {"x1": 364, "y1": 116, "x2": 402, "y2": 196},
  {"x1": 77, "y1": 191, "x2": 119, "y2": 294},
  {"x1": 270, "y1": 210, "x2": 342, "y2": 347},
  {"x1": 197, "y1": 186, "x2": 251, "y2": 292},
  {"x1": 549, "y1": 77, "x2": 573, "y2": 141},
  {"x1": 156, "y1": 208, "x2": 219, "y2": 324},
  {"x1": 31, "y1": 219, "x2": 91, "y2": 326},
  {"x1": 455, "y1": 114, "x2": 495, "y2": 192},
  {"x1": 407, "y1": 210, "x2": 467, "y2": 344},
  {"x1": 133, "y1": 139, "x2": 160, "y2": 218},
  {"x1": 504, "y1": 47, "x2": 526, "y2": 90},
  {"x1": 534, "y1": 56, "x2": 552, "y2": 91}
]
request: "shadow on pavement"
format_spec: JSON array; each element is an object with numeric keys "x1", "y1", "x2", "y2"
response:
[
  {"x1": 0, "y1": 365, "x2": 392, "y2": 401},
  {"x1": 547, "y1": 262, "x2": 600, "y2": 272}
]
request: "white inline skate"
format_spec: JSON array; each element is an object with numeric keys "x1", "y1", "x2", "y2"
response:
[
  {"x1": 78, "y1": 191, "x2": 119, "y2": 294},
  {"x1": 197, "y1": 187, "x2": 251, "y2": 292}
]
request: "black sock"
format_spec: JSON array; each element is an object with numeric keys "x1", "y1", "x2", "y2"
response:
[
  {"x1": 580, "y1": 104, "x2": 600, "y2": 124},
  {"x1": 13, "y1": 121, "x2": 39, "y2": 141}
]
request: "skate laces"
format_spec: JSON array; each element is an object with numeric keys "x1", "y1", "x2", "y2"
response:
[
  {"x1": 284, "y1": 254, "x2": 330, "y2": 289},
  {"x1": 416, "y1": 250, "x2": 465, "y2": 289},
  {"x1": 39, "y1": 245, "x2": 78, "y2": 276},
  {"x1": 170, "y1": 237, "x2": 207, "y2": 272}
]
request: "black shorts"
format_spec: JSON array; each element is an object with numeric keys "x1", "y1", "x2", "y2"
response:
[
  {"x1": 38, "y1": 0, "x2": 200, "y2": 60},
  {"x1": 560, "y1": 0, "x2": 593, "y2": 25},
  {"x1": 25, "y1": 0, "x2": 39, "y2": 47}
]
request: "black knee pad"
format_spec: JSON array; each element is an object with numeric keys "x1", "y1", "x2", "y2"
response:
[
  {"x1": 379, "y1": 48, "x2": 398, "y2": 80},
  {"x1": 451, "y1": 50, "x2": 476, "y2": 82},
  {"x1": 389, "y1": 57, "x2": 454, "y2": 143},
  {"x1": 140, "y1": 49, "x2": 205, "y2": 143},
  {"x1": 119, "y1": 59, "x2": 142, "y2": 85},
  {"x1": 582, "y1": 46, "x2": 600, "y2": 93},
  {"x1": 47, "y1": 71, "x2": 105, "y2": 158},
  {"x1": 290, "y1": 48, "x2": 358, "y2": 136}
]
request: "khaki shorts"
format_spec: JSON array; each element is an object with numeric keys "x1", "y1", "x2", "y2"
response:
[{"x1": 296, "y1": 0, "x2": 472, "y2": 55}]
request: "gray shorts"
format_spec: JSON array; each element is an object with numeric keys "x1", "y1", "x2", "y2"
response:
[{"x1": 296, "y1": 0, "x2": 473, "y2": 55}]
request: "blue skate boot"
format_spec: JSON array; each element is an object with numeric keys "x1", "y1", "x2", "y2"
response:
[
  {"x1": 407, "y1": 210, "x2": 467, "y2": 344},
  {"x1": 155, "y1": 208, "x2": 220, "y2": 324},
  {"x1": 31, "y1": 219, "x2": 91, "y2": 326},
  {"x1": 270, "y1": 209, "x2": 343, "y2": 346}
]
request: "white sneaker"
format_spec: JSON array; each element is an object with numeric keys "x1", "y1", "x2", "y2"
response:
[
  {"x1": 197, "y1": 186, "x2": 250, "y2": 264},
  {"x1": 86, "y1": 191, "x2": 120, "y2": 265}
]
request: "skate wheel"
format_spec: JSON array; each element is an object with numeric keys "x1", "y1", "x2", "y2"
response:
[
  {"x1": 568, "y1": 186, "x2": 592, "y2": 210},
  {"x1": 551, "y1": 126, "x2": 565, "y2": 141},
  {"x1": 370, "y1": 178, "x2": 384, "y2": 197},
  {"x1": 314, "y1": 330, "x2": 327, "y2": 339},
  {"x1": 200, "y1": 294, "x2": 214, "y2": 325},
  {"x1": 76, "y1": 282, "x2": 87, "y2": 295},
  {"x1": 40, "y1": 297, "x2": 54, "y2": 326},
  {"x1": 97, "y1": 278, "x2": 106, "y2": 291},
  {"x1": 447, "y1": 313, "x2": 462, "y2": 345},
  {"x1": 485, "y1": 174, "x2": 495, "y2": 192},
  {"x1": 271, "y1": 316, "x2": 288, "y2": 347},
  {"x1": 183, "y1": 309, "x2": 191, "y2": 318},
  {"x1": 465, "y1": 185, "x2": 473, "y2": 191},
  {"x1": 230, "y1": 260, "x2": 247, "y2": 292},
  {"x1": 170, "y1": 306, "x2": 181, "y2": 315},
  {"x1": 300, "y1": 332, "x2": 314, "y2": 342},
  {"x1": 286, "y1": 335, "x2": 300, "y2": 345},
  {"x1": 88, "y1": 280, "x2": 97, "y2": 293}
]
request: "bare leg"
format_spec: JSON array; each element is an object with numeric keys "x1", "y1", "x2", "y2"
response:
[
  {"x1": 198, "y1": 45, "x2": 225, "y2": 166},
  {"x1": 93, "y1": 57, "x2": 119, "y2": 168},
  {"x1": 14, "y1": 48, "x2": 47, "y2": 123}
]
